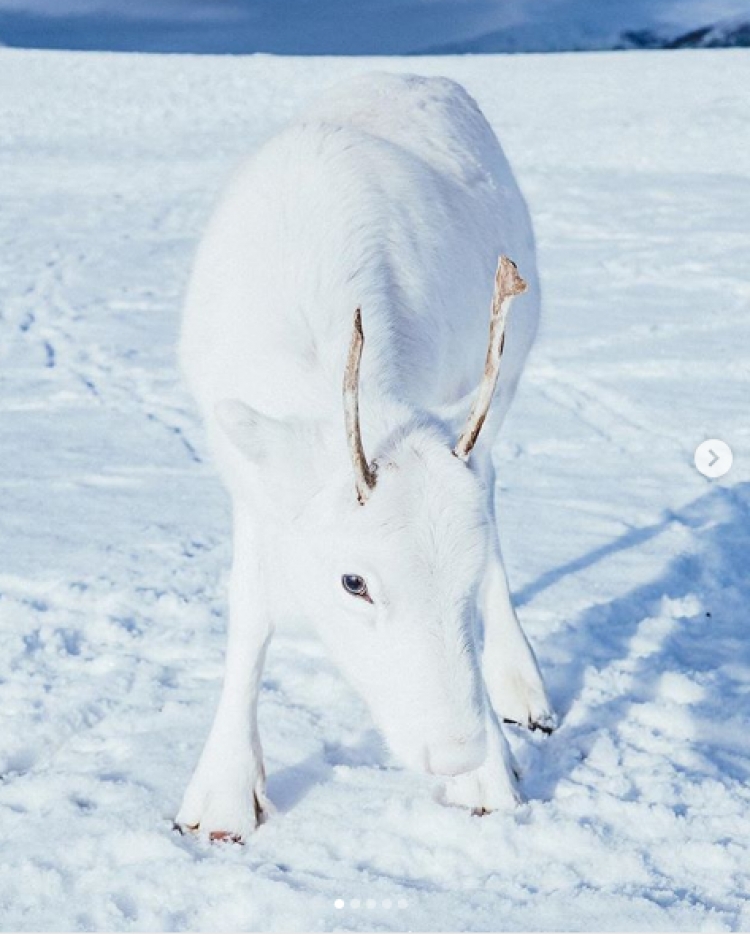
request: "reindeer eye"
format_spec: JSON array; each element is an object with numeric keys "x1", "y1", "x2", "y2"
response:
[{"x1": 342, "y1": 574, "x2": 371, "y2": 602}]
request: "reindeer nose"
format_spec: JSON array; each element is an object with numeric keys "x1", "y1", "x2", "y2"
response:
[{"x1": 423, "y1": 731, "x2": 486, "y2": 777}]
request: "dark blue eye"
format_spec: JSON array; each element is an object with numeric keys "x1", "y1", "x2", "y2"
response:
[{"x1": 342, "y1": 574, "x2": 371, "y2": 601}]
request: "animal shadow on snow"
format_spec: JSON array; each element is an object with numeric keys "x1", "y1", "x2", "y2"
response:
[
  {"x1": 267, "y1": 484, "x2": 749, "y2": 810},
  {"x1": 519, "y1": 481, "x2": 750, "y2": 800},
  {"x1": 267, "y1": 731, "x2": 385, "y2": 813}
]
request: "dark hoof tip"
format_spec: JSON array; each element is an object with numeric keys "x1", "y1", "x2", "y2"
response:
[
  {"x1": 209, "y1": 830, "x2": 244, "y2": 845},
  {"x1": 530, "y1": 721, "x2": 555, "y2": 736},
  {"x1": 504, "y1": 715, "x2": 557, "y2": 735}
]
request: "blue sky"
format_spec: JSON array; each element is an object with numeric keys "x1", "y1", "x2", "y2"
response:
[{"x1": 0, "y1": 0, "x2": 746, "y2": 54}]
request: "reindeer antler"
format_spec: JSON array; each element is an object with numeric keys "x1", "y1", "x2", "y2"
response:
[
  {"x1": 453, "y1": 255, "x2": 527, "y2": 462},
  {"x1": 343, "y1": 307, "x2": 377, "y2": 504}
]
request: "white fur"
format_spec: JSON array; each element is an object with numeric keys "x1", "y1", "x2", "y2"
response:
[{"x1": 176, "y1": 72, "x2": 554, "y2": 841}]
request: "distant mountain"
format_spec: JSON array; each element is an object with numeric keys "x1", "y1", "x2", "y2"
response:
[
  {"x1": 621, "y1": 16, "x2": 750, "y2": 50},
  {"x1": 426, "y1": 15, "x2": 750, "y2": 55},
  {"x1": 0, "y1": 0, "x2": 748, "y2": 55}
]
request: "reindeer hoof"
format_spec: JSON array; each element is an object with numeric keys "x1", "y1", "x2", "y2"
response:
[
  {"x1": 530, "y1": 713, "x2": 557, "y2": 734},
  {"x1": 472, "y1": 806, "x2": 492, "y2": 817},
  {"x1": 172, "y1": 821, "x2": 245, "y2": 845},
  {"x1": 175, "y1": 760, "x2": 271, "y2": 844},
  {"x1": 504, "y1": 709, "x2": 558, "y2": 735},
  {"x1": 209, "y1": 829, "x2": 244, "y2": 845}
]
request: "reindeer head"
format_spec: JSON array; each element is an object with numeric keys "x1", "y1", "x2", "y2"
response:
[{"x1": 217, "y1": 257, "x2": 526, "y2": 777}]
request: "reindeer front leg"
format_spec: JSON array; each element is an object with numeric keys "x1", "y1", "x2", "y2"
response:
[
  {"x1": 175, "y1": 501, "x2": 272, "y2": 843},
  {"x1": 437, "y1": 537, "x2": 555, "y2": 815},
  {"x1": 480, "y1": 531, "x2": 557, "y2": 734},
  {"x1": 439, "y1": 692, "x2": 523, "y2": 812}
]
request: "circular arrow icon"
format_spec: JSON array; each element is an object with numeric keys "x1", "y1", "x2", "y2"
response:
[{"x1": 694, "y1": 439, "x2": 733, "y2": 479}]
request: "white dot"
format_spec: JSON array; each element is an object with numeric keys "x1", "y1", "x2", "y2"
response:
[
  {"x1": 397, "y1": 898, "x2": 408, "y2": 909},
  {"x1": 350, "y1": 899, "x2": 361, "y2": 909},
  {"x1": 334, "y1": 899, "x2": 344, "y2": 910},
  {"x1": 366, "y1": 899, "x2": 376, "y2": 909},
  {"x1": 694, "y1": 439, "x2": 733, "y2": 479},
  {"x1": 382, "y1": 899, "x2": 392, "y2": 909}
]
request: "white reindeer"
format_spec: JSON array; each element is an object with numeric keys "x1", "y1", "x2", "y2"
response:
[{"x1": 176, "y1": 72, "x2": 555, "y2": 843}]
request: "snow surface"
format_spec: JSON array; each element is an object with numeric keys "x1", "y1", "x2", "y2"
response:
[
  {"x1": 0, "y1": 0, "x2": 749, "y2": 54},
  {"x1": 1, "y1": 46, "x2": 749, "y2": 932}
]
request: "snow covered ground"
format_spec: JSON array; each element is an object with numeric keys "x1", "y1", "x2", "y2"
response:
[{"x1": 1, "y1": 46, "x2": 749, "y2": 932}]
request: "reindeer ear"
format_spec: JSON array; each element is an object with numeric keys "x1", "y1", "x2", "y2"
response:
[{"x1": 215, "y1": 398, "x2": 290, "y2": 464}]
